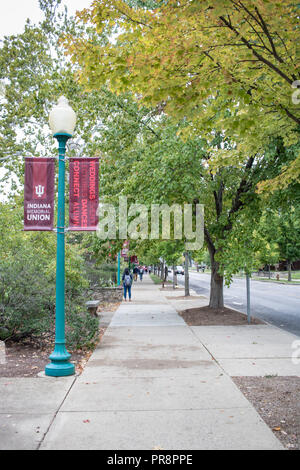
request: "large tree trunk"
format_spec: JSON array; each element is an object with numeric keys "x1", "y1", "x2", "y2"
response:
[
  {"x1": 184, "y1": 251, "x2": 190, "y2": 296},
  {"x1": 172, "y1": 264, "x2": 177, "y2": 289},
  {"x1": 160, "y1": 261, "x2": 164, "y2": 280},
  {"x1": 208, "y1": 249, "x2": 224, "y2": 309}
]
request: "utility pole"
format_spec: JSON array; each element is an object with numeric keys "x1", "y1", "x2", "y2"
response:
[
  {"x1": 246, "y1": 272, "x2": 251, "y2": 324},
  {"x1": 117, "y1": 251, "x2": 121, "y2": 286},
  {"x1": 184, "y1": 251, "x2": 190, "y2": 297}
]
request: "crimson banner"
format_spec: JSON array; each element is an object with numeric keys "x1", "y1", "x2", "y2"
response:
[
  {"x1": 24, "y1": 158, "x2": 55, "y2": 231},
  {"x1": 69, "y1": 157, "x2": 99, "y2": 231},
  {"x1": 121, "y1": 240, "x2": 129, "y2": 257}
]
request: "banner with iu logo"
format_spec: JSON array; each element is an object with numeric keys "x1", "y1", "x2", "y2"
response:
[
  {"x1": 69, "y1": 158, "x2": 99, "y2": 231},
  {"x1": 24, "y1": 158, "x2": 55, "y2": 231}
]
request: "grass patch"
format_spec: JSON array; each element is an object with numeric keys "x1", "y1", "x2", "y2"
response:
[
  {"x1": 252, "y1": 277, "x2": 300, "y2": 285},
  {"x1": 150, "y1": 274, "x2": 172, "y2": 284},
  {"x1": 150, "y1": 273, "x2": 163, "y2": 284}
]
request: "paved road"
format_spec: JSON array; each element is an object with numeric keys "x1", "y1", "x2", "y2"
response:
[{"x1": 172, "y1": 271, "x2": 300, "y2": 337}]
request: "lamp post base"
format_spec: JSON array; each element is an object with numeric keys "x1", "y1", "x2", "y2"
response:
[
  {"x1": 45, "y1": 344, "x2": 75, "y2": 377},
  {"x1": 45, "y1": 362, "x2": 75, "y2": 377}
]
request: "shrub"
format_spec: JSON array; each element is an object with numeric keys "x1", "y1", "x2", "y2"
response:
[
  {"x1": 0, "y1": 246, "x2": 56, "y2": 342},
  {"x1": 0, "y1": 201, "x2": 99, "y2": 349}
]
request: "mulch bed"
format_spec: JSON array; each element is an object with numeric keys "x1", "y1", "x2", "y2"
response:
[
  {"x1": 179, "y1": 305, "x2": 264, "y2": 326},
  {"x1": 233, "y1": 376, "x2": 300, "y2": 450},
  {"x1": 0, "y1": 340, "x2": 97, "y2": 378}
]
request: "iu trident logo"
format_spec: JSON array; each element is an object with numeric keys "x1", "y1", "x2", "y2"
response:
[{"x1": 35, "y1": 185, "x2": 45, "y2": 198}]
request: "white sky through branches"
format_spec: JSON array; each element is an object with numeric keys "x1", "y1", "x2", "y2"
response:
[{"x1": 0, "y1": 0, "x2": 92, "y2": 38}]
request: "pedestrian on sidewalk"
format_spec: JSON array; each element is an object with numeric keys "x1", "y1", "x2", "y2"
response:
[
  {"x1": 133, "y1": 265, "x2": 138, "y2": 281},
  {"x1": 122, "y1": 268, "x2": 133, "y2": 301},
  {"x1": 139, "y1": 266, "x2": 144, "y2": 281}
]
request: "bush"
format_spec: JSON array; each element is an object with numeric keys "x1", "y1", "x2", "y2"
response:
[
  {"x1": 0, "y1": 201, "x2": 99, "y2": 349},
  {"x1": 0, "y1": 246, "x2": 56, "y2": 342},
  {"x1": 0, "y1": 248, "x2": 99, "y2": 349},
  {"x1": 85, "y1": 261, "x2": 118, "y2": 287},
  {"x1": 66, "y1": 300, "x2": 99, "y2": 350}
]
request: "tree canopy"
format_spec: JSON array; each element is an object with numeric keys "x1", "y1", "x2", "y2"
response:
[{"x1": 64, "y1": 0, "x2": 300, "y2": 188}]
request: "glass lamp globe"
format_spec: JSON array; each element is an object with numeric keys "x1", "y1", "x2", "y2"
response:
[{"x1": 49, "y1": 96, "x2": 77, "y2": 136}]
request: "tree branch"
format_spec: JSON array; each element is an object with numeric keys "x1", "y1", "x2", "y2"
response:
[
  {"x1": 219, "y1": 15, "x2": 295, "y2": 85},
  {"x1": 204, "y1": 225, "x2": 215, "y2": 255},
  {"x1": 222, "y1": 156, "x2": 255, "y2": 233},
  {"x1": 254, "y1": 6, "x2": 281, "y2": 62}
]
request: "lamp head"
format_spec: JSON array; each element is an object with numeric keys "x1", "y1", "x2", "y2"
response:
[{"x1": 49, "y1": 96, "x2": 76, "y2": 137}]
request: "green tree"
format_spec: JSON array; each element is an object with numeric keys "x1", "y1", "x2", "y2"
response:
[
  {"x1": 93, "y1": 115, "x2": 283, "y2": 308},
  {"x1": 261, "y1": 207, "x2": 300, "y2": 281},
  {"x1": 65, "y1": 0, "x2": 300, "y2": 188}
]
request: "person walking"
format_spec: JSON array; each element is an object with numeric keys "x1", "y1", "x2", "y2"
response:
[
  {"x1": 133, "y1": 265, "x2": 138, "y2": 281},
  {"x1": 139, "y1": 266, "x2": 144, "y2": 281},
  {"x1": 122, "y1": 268, "x2": 133, "y2": 301}
]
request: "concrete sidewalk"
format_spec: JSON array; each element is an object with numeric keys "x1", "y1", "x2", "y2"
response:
[{"x1": 2, "y1": 275, "x2": 298, "y2": 450}]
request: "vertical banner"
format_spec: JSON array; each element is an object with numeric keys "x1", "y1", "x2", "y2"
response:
[
  {"x1": 24, "y1": 158, "x2": 55, "y2": 231},
  {"x1": 121, "y1": 240, "x2": 130, "y2": 257},
  {"x1": 69, "y1": 157, "x2": 99, "y2": 231}
]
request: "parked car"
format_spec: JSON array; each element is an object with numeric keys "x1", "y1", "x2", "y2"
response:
[{"x1": 175, "y1": 265, "x2": 184, "y2": 275}]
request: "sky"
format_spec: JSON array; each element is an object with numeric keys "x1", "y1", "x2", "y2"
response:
[{"x1": 0, "y1": 0, "x2": 93, "y2": 38}]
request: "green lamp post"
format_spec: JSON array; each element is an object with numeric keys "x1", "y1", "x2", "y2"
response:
[
  {"x1": 45, "y1": 96, "x2": 77, "y2": 377},
  {"x1": 117, "y1": 251, "x2": 121, "y2": 286}
]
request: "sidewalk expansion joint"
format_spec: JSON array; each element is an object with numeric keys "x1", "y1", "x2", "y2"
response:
[{"x1": 36, "y1": 376, "x2": 77, "y2": 450}]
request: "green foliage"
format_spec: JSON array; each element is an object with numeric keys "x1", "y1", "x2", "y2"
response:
[
  {"x1": 0, "y1": 199, "x2": 97, "y2": 349},
  {"x1": 0, "y1": 245, "x2": 55, "y2": 341},
  {"x1": 66, "y1": 304, "x2": 99, "y2": 350},
  {"x1": 149, "y1": 273, "x2": 164, "y2": 284},
  {"x1": 66, "y1": 0, "x2": 300, "y2": 187},
  {"x1": 85, "y1": 261, "x2": 118, "y2": 287},
  {"x1": 262, "y1": 207, "x2": 300, "y2": 265}
]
